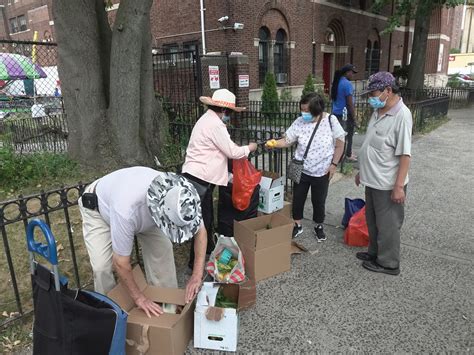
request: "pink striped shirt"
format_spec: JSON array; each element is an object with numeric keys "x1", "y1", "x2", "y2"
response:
[{"x1": 182, "y1": 109, "x2": 250, "y2": 186}]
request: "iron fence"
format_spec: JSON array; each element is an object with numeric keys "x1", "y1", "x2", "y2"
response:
[
  {"x1": 153, "y1": 47, "x2": 202, "y2": 103},
  {"x1": 2, "y1": 113, "x2": 68, "y2": 154},
  {"x1": 0, "y1": 183, "x2": 88, "y2": 327},
  {"x1": 410, "y1": 95, "x2": 450, "y2": 132},
  {"x1": 0, "y1": 181, "x2": 147, "y2": 327},
  {"x1": 355, "y1": 87, "x2": 474, "y2": 109}
]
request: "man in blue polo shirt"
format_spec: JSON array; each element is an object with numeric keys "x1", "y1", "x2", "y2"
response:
[{"x1": 331, "y1": 64, "x2": 357, "y2": 161}]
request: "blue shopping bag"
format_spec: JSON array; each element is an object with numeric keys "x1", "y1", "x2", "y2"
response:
[{"x1": 341, "y1": 198, "x2": 365, "y2": 229}]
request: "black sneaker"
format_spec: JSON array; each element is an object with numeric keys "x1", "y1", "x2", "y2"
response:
[
  {"x1": 314, "y1": 224, "x2": 327, "y2": 242},
  {"x1": 292, "y1": 223, "x2": 303, "y2": 238}
]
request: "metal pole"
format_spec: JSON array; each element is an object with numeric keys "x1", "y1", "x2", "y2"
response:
[
  {"x1": 200, "y1": 0, "x2": 207, "y2": 55},
  {"x1": 460, "y1": 0, "x2": 468, "y2": 51}
]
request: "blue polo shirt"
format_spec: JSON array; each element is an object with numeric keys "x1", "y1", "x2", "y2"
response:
[{"x1": 332, "y1": 77, "x2": 353, "y2": 115}]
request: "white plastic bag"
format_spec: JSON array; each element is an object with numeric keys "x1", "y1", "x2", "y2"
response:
[{"x1": 205, "y1": 236, "x2": 245, "y2": 283}]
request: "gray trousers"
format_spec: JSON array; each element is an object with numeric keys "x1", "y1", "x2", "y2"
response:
[{"x1": 365, "y1": 186, "x2": 406, "y2": 269}]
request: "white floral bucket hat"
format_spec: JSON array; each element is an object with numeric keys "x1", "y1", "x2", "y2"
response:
[{"x1": 147, "y1": 172, "x2": 202, "y2": 244}]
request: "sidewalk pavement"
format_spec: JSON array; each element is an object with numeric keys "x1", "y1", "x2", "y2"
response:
[{"x1": 188, "y1": 107, "x2": 474, "y2": 353}]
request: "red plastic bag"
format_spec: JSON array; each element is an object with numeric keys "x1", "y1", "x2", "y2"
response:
[
  {"x1": 232, "y1": 159, "x2": 262, "y2": 211},
  {"x1": 344, "y1": 207, "x2": 369, "y2": 247}
]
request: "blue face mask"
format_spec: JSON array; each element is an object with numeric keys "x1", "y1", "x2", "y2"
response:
[
  {"x1": 301, "y1": 112, "x2": 313, "y2": 122},
  {"x1": 222, "y1": 114, "x2": 231, "y2": 123},
  {"x1": 368, "y1": 92, "x2": 388, "y2": 109}
]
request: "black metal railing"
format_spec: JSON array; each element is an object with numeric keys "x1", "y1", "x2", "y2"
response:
[
  {"x1": 410, "y1": 95, "x2": 450, "y2": 132},
  {"x1": 2, "y1": 113, "x2": 68, "y2": 154},
  {"x1": 153, "y1": 47, "x2": 202, "y2": 104},
  {"x1": 355, "y1": 87, "x2": 474, "y2": 109},
  {"x1": 0, "y1": 183, "x2": 88, "y2": 326}
]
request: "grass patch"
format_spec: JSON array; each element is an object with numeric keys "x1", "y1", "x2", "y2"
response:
[
  {"x1": 0, "y1": 148, "x2": 102, "y2": 201},
  {"x1": 0, "y1": 316, "x2": 33, "y2": 353},
  {"x1": 418, "y1": 116, "x2": 450, "y2": 135}
]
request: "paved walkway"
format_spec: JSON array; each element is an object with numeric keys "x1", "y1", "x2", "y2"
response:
[
  {"x1": 15, "y1": 109, "x2": 472, "y2": 354},
  {"x1": 189, "y1": 107, "x2": 474, "y2": 353}
]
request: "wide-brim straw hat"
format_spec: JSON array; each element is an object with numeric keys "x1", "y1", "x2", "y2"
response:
[
  {"x1": 199, "y1": 88, "x2": 246, "y2": 112},
  {"x1": 147, "y1": 172, "x2": 202, "y2": 244}
]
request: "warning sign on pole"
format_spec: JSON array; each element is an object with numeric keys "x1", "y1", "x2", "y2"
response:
[
  {"x1": 238, "y1": 74, "x2": 249, "y2": 88},
  {"x1": 209, "y1": 66, "x2": 220, "y2": 89}
]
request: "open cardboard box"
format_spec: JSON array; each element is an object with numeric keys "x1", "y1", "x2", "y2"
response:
[
  {"x1": 258, "y1": 200, "x2": 292, "y2": 218},
  {"x1": 194, "y1": 283, "x2": 241, "y2": 352},
  {"x1": 234, "y1": 213, "x2": 293, "y2": 282},
  {"x1": 258, "y1": 171, "x2": 285, "y2": 214},
  {"x1": 107, "y1": 266, "x2": 194, "y2": 355}
]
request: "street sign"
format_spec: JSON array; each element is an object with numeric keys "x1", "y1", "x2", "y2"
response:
[
  {"x1": 209, "y1": 66, "x2": 220, "y2": 89},
  {"x1": 238, "y1": 74, "x2": 249, "y2": 88}
]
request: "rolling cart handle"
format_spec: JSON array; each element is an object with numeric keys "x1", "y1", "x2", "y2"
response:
[
  {"x1": 27, "y1": 219, "x2": 61, "y2": 291},
  {"x1": 26, "y1": 219, "x2": 58, "y2": 266}
]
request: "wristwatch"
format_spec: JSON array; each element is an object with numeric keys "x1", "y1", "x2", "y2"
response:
[{"x1": 331, "y1": 162, "x2": 338, "y2": 167}]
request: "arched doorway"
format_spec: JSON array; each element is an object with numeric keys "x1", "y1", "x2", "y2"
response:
[{"x1": 322, "y1": 19, "x2": 346, "y2": 92}]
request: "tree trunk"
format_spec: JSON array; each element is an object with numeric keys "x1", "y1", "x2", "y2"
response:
[
  {"x1": 53, "y1": 0, "x2": 112, "y2": 165},
  {"x1": 406, "y1": 0, "x2": 434, "y2": 90},
  {"x1": 53, "y1": 0, "x2": 166, "y2": 168}
]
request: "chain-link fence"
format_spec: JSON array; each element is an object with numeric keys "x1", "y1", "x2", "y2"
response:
[{"x1": 0, "y1": 39, "x2": 63, "y2": 122}]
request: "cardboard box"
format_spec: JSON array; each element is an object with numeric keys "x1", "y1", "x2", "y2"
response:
[
  {"x1": 235, "y1": 278, "x2": 256, "y2": 310},
  {"x1": 107, "y1": 267, "x2": 194, "y2": 355},
  {"x1": 258, "y1": 171, "x2": 285, "y2": 214},
  {"x1": 194, "y1": 283, "x2": 241, "y2": 352},
  {"x1": 258, "y1": 200, "x2": 292, "y2": 218},
  {"x1": 234, "y1": 213, "x2": 293, "y2": 282},
  {"x1": 280, "y1": 200, "x2": 292, "y2": 218}
]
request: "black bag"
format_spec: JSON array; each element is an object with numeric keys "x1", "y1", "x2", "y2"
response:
[
  {"x1": 287, "y1": 116, "x2": 323, "y2": 184},
  {"x1": 27, "y1": 219, "x2": 127, "y2": 355},
  {"x1": 217, "y1": 183, "x2": 260, "y2": 237}
]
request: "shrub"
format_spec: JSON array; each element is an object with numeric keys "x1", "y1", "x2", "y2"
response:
[
  {"x1": 279, "y1": 87, "x2": 293, "y2": 102},
  {"x1": 261, "y1": 72, "x2": 280, "y2": 116},
  {"x1": 301, "y1": 74, "x2": 315, "y2": 98}
]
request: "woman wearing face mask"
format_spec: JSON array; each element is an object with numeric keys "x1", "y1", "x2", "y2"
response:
[
  {"x1": 182, "y1": 89, "x2": 258, "y2": 270},
  {"x1": 266, "y1": 93, "x2": 346, "y2": 241}
]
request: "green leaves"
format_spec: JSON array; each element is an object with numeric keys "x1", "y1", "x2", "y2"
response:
[
  {"x1": 374, "y1": 0, "x2": 464, "y2": 34},
  {"x1": 0, "y1": 147, "x2": 78, "y2": 192},
  {"x1": 302, "y1": 74, "x2": 316, "y2": 98},
  {"x1": 261, "y1": 73, "x2": 280, "y2": 116}
]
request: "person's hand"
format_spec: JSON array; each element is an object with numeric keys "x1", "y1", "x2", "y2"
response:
[
  {"x1": 185, "y1": 274, "x2": 202, "y2": 303},
  {"x1": 265, "y1": 139, "x2": 277, "y2": 149},
  {"x1": 248, "y1": 142, "x2": 258, "y2": 152},
  {"x1": 355, "y1": 172, "x2": 360, "y2": 187},
  {"x1": 391, "y1": 186, "x2": 406, "y2": 204},
  {"x1": 135, "y1": 295, "x2": 163, "y2": 318},
  {"x1": 327, "y1": 164, "x2": 337, "y2": 180}
]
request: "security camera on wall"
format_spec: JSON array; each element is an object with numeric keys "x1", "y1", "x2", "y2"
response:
[
  {"x1": 218, "y1": 16, "x2": 229, "y2": 23},
  {"x1": 233, "y1": 23, "x2": 244, "y2": 30}
]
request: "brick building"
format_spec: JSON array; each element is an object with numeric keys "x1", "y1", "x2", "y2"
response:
[
  {"x1": 0, "y1": 0, "x2": 54, "y2": 42},
  {"x1": 133, "y1": 0, "x2": 459, "y2": 92},
  {"x1": 0, "y1": 1, "x2": 460, "y2": 91}
]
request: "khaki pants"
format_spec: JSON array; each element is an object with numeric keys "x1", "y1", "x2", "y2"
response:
[{"x1": 79, "y1": 182, "x2": 177, "y2": 295}]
